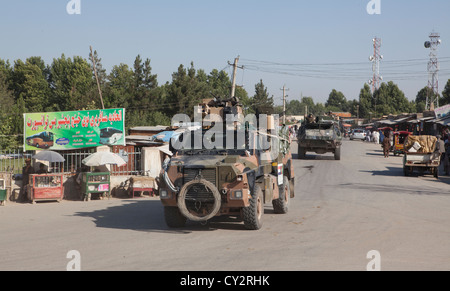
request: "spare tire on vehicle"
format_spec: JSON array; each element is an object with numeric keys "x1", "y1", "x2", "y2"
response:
[{"x1": 177, "y1": 178, "x2": 221, "y2": 222}]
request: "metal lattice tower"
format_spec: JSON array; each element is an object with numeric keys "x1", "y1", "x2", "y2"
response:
[
  {"x1": 425, "y1": 32, "x2": 441, "y2": 111},
  {"x1": 368, "y1": 37, "x2": 383, "y2": 93}
]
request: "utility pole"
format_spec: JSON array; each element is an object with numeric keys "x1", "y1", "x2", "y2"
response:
[
  {"x1": 228, "y1": 56, "x2": 244, "y2": 99},
  {"x1": 90, "y1": 46, "x2": 105, "y2": 109},
  {"x1": 281, "y1": 85, "x2": 289, "y2": 124}
]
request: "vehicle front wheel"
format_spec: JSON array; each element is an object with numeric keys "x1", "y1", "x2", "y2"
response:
[
  {"x1": 242, "y1": 184, "x2": 264, "y2": 230},
  {"x1": 403, "y1": 166, "x2": 412, "y2": 176},
  {"x1": 433, "y1": 167, "x2": 439, "y2": 179},
  {"x1": 298, "y1": 145, "x2": 306, "y2": 159},
  {"x1": 164, "y1": 206, "x2": 187, "y2": 228},
  {"x1": 334, "y1": 147, "x2": 341, "y2": 160}
]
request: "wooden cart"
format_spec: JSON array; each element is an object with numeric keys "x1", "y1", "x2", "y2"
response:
[
  {"x1": 27, "y1": 174, "x2": 64, "y2": 203},
  {"x1": 128, "y1": 176, "x2": 157, "y2": 198}
]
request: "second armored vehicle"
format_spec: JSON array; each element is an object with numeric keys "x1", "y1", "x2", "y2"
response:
[{"x1": 297, "y1": 115, "x2": 343, "y2": 160}]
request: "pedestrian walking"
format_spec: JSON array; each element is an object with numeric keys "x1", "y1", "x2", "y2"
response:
[
  {"x1": 444, "y1": 142, "x2": 450, "y2": 175},
  {"x1": 436, "y1": 135, "x2": 445, "y2": 159},
  {"x1": 366, "y1": 130, "x2": 371, "y2": 142},
  {"x1": 382, "y1": 133, "x2": 390, "y2": 158},
  {"x1": 373, "y1": 130, "x2": 380, "y2": 144},
  {"x1": 19, "y1": 159, "x2": 34, "y2": 202}
]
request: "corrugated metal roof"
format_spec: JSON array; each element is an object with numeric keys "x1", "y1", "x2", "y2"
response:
[{"x1": 129, "y1": 126, "x2": 169, "y2": 131}]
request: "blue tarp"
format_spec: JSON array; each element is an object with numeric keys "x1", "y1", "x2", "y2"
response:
[{"x1": 150, "y1": 131, "x2": 180, "y2": 143}]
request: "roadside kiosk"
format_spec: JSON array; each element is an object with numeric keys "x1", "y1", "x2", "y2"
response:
[
  {"x1": 0, "y1": 179, "x2": 6, "y2": 206},
  {"x1": 80, "y1": 172, "x2": 110, "y2": 201},
  {"x1": 27, "y1": 173, "x2": 64, "y2": 203}
]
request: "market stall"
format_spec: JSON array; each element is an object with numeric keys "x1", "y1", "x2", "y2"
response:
[
  {"x1": 0, "y1": 179, "x2": 6, "y2": 206},
  {"x1": 80, "y1": 172, "x2": 110, "y2": 201},
  {"x1": 81, "y1": 151, "x2": 126, "y2": 201},
  {"x1": 27, "y1": 174, "x2": 64, "y2": 203}
]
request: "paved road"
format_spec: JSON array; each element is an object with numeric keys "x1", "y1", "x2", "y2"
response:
[{"x1": 1, "y1": 140, "x2": 450, "y2": 271}]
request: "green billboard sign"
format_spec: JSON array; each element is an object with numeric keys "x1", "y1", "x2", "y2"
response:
[{"x1": 24, "y1": 108, "x2": 126, "y2": 151}]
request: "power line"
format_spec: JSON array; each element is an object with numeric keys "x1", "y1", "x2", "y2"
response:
[
  {"x1": 241, "y1": 57, "x2": 450, "y2": 67},
  {"x1": 239, "y1": 56, "x2": 450, "y2": 83}
]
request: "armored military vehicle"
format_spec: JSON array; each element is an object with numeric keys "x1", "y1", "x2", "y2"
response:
[
  {"x1": 158, "y1": 98, "x2": 295, "y2": 230},
  {"x1": 297, "y1": 114, "x2": 342, "y2": 160}
]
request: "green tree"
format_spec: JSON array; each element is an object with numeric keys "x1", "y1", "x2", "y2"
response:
[
  {"x1": 299, "y1": 97, "x2": 315, "y2": 115},
  {"x1": 105, "y1": 63, "x2": 134, "y2": 109},
  {"x1": 131, "y1": 55, "x2": 160, "y2": 113},
  {"x1": 373, "y1": 81, "x2": 410, "y2": 116},
  {"x1": 207, "y1": 69, "x2": 231, "y2": 98},
  {"x1": 441, "y1": 79, "x2": 450, "y2": 106},
  {"x1": 285, "y1": 99, "x2": 303, "y2": 115},
  {"x1": 251, "y1": 79, "x2": 274, "y2": 114},
  {"x1": 89, "y1": 49, "x2": 107, "y2": 87},
  {"x1": 415, "y1": 86, "x2": 433, "y2": 113},
  {"x1": 166, "y1": 62, "x2": 210, "y2": 118},
  {"x1": 49, "y1": 54, "x2": 97, "y2": 111},
  {"x1": 0, "y1": 59, "x2": 12, "y2": 82},
  {"x1": 358, "y1": 83, "x2": 373, "y2": 119},
  {"x1": 9, "y1": 58, "x2": 51, "y2": 113},
  {"x1": 0, "y1": 71, "x2": 20, "y2": 149},
  {"x1": 325, "y1": 89, "x2": 348, "y2": 112},
  {"x1": 235, "y1": 86, "x2": 250, "y2": 113}
]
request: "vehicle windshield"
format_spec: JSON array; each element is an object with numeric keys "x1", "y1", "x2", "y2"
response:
[{"x1": 304, "y1": 123, "x2": 333, "y2": 130}]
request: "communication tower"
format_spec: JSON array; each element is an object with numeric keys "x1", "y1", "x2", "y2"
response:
[
  {"x1": 368, "y1": 37, "x2": 383, "y2": 94},
  {"x1": 424, "y1": 32, "x2": 441, "y2": 111}
]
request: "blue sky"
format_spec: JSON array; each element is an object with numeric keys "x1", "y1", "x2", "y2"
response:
[{"x1": 1, "y1": 0, "x2": 449, "y2": 105}]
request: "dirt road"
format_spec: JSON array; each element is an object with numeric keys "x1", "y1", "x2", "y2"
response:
[{"x1": 1, "y1": 140, "x2": 449, "y2": 271}]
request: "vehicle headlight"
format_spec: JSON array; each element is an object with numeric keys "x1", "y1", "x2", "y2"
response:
[
  {"x1": 235, "y1": 190, "x2": 243, "y2": 198},
  {"x1": 160, "y1": 189, "x2": 169, "y2": 199},
  {"x1": 231, "y1": 190, "x2": 243, "y2": 200}
]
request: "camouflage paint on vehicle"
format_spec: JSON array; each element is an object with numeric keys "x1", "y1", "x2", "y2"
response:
[{"x1": 158, "y1": 98, "x2": 295, "y2": 230}]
